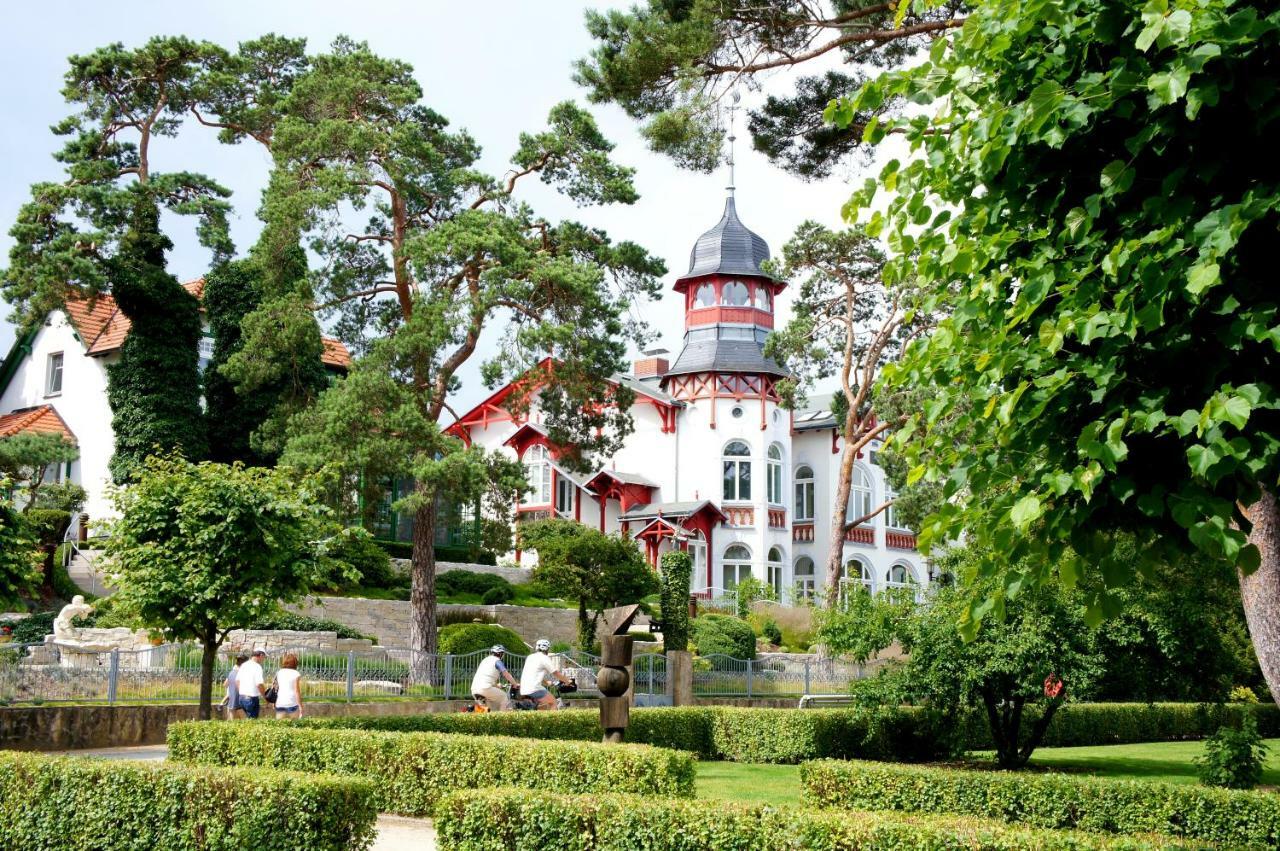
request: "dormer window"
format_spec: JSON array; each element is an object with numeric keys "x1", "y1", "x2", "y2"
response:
[
  {"x1": 693, "y1": 283, "x2": 716, "y2": 308},
  {"x1": 722, "y1": 281, "x2": 750, "y2": 306},
  {"x1": 45, "y1": 352, "x2": 64, "y2": 396}
]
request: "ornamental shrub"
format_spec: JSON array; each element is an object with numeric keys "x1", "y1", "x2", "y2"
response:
[
  {"x1": 0, "y1": 751, "x2": 376, "y2": 851},
  {"x1": 1196, "y1": 714, "x2": 1268, "y2": 789},
  {"x1": 435, "y1": 788, "x2": 1195, "y2": 850},
  {"x1": 168, "y1": 721, "x2": 694, "y2": 816},
  {"x1": 437, "y1": 569, "x2": 512, "y2": 598},
  {"x1": 657, "y1": 550, "x2": 692, "y2": 652},
  {"x1": 803, "y1": 758, "x2": 1280, "y2": 847},
  {"x1": 691, "y1": 613, "x2": 756, "y2": 660},
  {"x1": 480, "y1": 584, "x2": 515, "y2": 605},
  {"x1": 438, "y1": 623, "x2": 529, "y2": 656}
]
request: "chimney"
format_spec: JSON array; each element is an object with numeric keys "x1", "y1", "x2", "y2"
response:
[{"x1": 633, "y1": 348, "x2": 670, "y2": 379}]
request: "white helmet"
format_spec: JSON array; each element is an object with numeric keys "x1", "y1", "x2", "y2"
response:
[
  {"x1": 490, "y1": 644, "x2": 506, "y2": 656},
  {"x1": 535, "y1": 638, "x2": 551, "y2": 652}
]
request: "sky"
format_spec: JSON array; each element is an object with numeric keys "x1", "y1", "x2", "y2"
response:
[{"x1": 0, "y1": 1, "x2": 870, "y2": 413}]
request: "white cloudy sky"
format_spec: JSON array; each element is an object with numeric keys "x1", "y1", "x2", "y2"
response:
[{"x1": 0, "y1": 1, "x2": 877, "y2": 412}]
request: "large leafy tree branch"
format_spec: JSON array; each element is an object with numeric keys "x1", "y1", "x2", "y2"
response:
[
  {"x1": 574, "y1": 0, "x2": 964, "y2": 174},
  {"x1": 257, "y1": 39, "x2": 663, "y2": 678},
  {"x1": 833, "y1": 0, "x2": 1280, "y2": 693}
]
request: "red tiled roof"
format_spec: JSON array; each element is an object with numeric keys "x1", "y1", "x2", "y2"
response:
[
  {"x1": 0, "y1": 405, "x2": 76, "y2": 443},
  {"x1": 62, "y1": 279, "x2": 351, "y2": 369}
]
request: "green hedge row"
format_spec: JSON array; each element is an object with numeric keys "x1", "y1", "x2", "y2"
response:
[
  {"x1": 802, "y1": 758, "x2": 1280, "y2": 847},
  {"x1": 960, "y1": 701, "x2": 1280, "y2": 749},
  {"x1": 168, "y1": 720, "x2": 694, "y2": 816},
  {"x1": 434, "y1": 788, "x2": 1195, "y2": 850},
  {"x1": 0, "y1": 751, "x2": 377, "y2": 851},
  {"x1": 299, "y1": 705, "x2": 945, "y2": 764}
]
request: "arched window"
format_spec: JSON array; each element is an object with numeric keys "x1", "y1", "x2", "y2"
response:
[
  {"x1": 722, "y1": 281, "x2": 750, "y2": 306},
  {"x1": 694, "y1": 283, "x2": 716, "y2": 308},
  {"x1": 767, "y1": 545, "x2": 785, "y2": 598},
  {"x1": 722, "y1": 543, "x2": 753, "y2": 592},
  {"x1": 766, "y1": 444, "x2": 784, "y2": 505},
  {"x1": 839, "y1": 557, "x2": 874, "y2": 603},
  {"x1": 886, "y1": 562, "x2": 918, "y2": 587},
  {"x1": 794, "y1": 556, "x2": 816, "y2": 600},
  {"x1": 848, "y1": 466, "x2": 873, "y2": 524},
  {"x1": 754, "y1": 285, "x2": 772, "y2": 311},
  {"x1": 522, "y1": 444, "x2": 551, "y2": 505},
  {"x1": 794, "y1": 465, "x2": 815, "y2": 521},
  {"x1": 723, "y1": 440, "x2": 752, "y2": 501}
]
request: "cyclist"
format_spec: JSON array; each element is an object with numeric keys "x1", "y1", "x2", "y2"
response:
[
  {"x1": 519, "y1": 638, "x2": 574, "y2": 710},
  {"x1": 471, "y1": 645, "x2": 518, "y2": 711}
]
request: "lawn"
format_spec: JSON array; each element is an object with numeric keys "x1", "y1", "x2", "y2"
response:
[{"x1": 694, "y1": 738, "x2": 1280, "y2": 806}]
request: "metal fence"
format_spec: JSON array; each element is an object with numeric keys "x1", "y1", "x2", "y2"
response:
[{"x1": 0, "y1": 641, "x2": 863, "y2": 705}]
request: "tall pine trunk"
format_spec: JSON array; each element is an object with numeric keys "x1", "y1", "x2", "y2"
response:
[
  {"x1": 1240, "y1": 486, "x2": 1280, "y2": 704},
  {"x1": 824, "y1": 432, "x2": 858, "y2": 604},
  {"x1": 409, "y1": 493, "x2": 440, "y2": 684}
]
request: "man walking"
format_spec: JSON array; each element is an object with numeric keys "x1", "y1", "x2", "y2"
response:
[{"x1": 236, "y1": 648, "x2": 268, "y2": 719}]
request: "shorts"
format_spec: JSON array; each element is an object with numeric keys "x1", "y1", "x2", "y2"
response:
[
  {"x1": 276, "y1": 705, "x2": 300, "y2": 714},
  {"x1": 473, "y1": 686, "x2": 509, "y2": 711},
  {"x1": 522, "y1": 688, "x2": 549, "y2": 700},
  {"x1": 238, "y1": 695, "x2": 261, "y2": 719}
]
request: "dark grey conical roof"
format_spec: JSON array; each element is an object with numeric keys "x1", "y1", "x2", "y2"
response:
[{"x1": 683, "y1": 197, "x2": 771, "y2": 278}]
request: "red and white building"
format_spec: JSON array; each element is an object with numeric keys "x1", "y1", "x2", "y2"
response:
[
  {"x1": 0, "y1": 281, "x2": 351, "y2": 525},
  {"x1": 449, "y1": 197, "x2": 927, "y2": 600}
]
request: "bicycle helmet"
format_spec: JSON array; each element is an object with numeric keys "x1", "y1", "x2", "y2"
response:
[
  {"x1": 535, "y1": 638, "x2": 551, "y2": 652},
  {"x1": 490, "y1": 644, "x2": 506, "y2": 655}
]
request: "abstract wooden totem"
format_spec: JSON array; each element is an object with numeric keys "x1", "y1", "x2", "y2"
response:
[{"x1": 598, "y1": 604, "x2": 640, "y2": 744}]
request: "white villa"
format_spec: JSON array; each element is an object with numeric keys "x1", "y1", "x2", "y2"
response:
[
  {"x1": 449, "y1": 194, "x2": 929, "y2": 601},
  {"x1": 0, "y1": 280, "x2": 351, "y2": 526}
]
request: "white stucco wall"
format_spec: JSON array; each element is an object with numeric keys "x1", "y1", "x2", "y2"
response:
[{"x1": 0, "y1": 311, "x2": 117, "y2": 524}]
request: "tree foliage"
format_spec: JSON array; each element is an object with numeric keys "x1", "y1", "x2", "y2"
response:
[
  {"x1": 834, "y1": 0, "x2": 1280, "y2": 644},
  {"x1": 0, "y1": 433, "x2": 79, "y2": 512},
  {"x1": 658, "y1": 549, "x2": 692, "y2": 652},
  {"x1": 574, "y1": 0, "x2": 964, "y2": 174},
  {"x1": 522, "y1": 519, "x2": 659, "y2": 651},
  {"x1": 0, "y1": 491, "x2": 40, "y2": 609},
  {"x1": 103, "y1": 455, "x2": 335, "y2": 718}
]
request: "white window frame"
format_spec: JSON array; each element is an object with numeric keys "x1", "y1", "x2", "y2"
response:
[
  {"x1": 767, "y1": 545, "x2": 785, "y2": 598},
  {"x1": 848, "y1": 465, "x2": 873, "y2": 525},
  {"x1": 522, "y1": 444, "x2": 552, "y2": 506},
  {"x1": 722, "y1": 440, "x2": 752, "y2": 502},
  {"x1": 766, "y1": 444, "x2": 784, "y2": 506},
  {"x1": 45, "y1": 352, "x2": 64, "y2": 396},
  {"x1": 793, "y1": 556, "x2": 816, "y2": 600},
  {"x1": 555, "y1": 474, "x2": 574, "y2": 517},
  {"x1": 693, "y1": 283, "x2": 716, "y2": 308},
  {"x1": 721, "y1": 281, "x2": 750, "y2": 306},
  {"x1": 721, "y1": 543, "x2": 753, "y2": 591},
  {"x1": 753, "y1": 285, "x2": 772, "y2": 312},
  {"x1": 687, "y1": 532, "x2": 707, "y2": 591},
  {"x1": 794, "y1": 465, "x2": 815, "y2": 521}
]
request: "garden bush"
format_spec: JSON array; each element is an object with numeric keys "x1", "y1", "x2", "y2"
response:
[
  {"x1": 480, "y1": 584, "x2": 515, "y2": 604},
  {"x1": 167, "y1": 721, "x2": 694, "y2": 816},
  {"x1": 6, "y1": 611, "x2": 55, "y2": 644},
  {"x1": 802, "y1": 758, "x2": 1280, "y2": 847},
  {"x1": 248, "y1": 609, "x2": 376, "y2": 642},
  {"x1": 691, "y1": 614, "x2": 756, "y2": 660},
  {"x1": 325, "y1": 529, "x2": 397, "y2": 589},
  {"x1": 436, "y1": 607, "x2": 496, "y2": 628},
  {"x1": 375, "y1": 540, "x2": 498, "y2": 565},
  {"x1": 437, "y1": 569, "x2": 512, "y2": 598},
  {"x1": 0, "y1": 751, "x2": 376, "y2": 851},
  {"x1": 1196, "y1": 714, "x2": 1268, "y2": 789},
  {"x1": 435, "y1": 788, "x2": 1193, "y2": 850},
  {"x1": 437, "y1": 622, "x2": 529, "y2": 656}
]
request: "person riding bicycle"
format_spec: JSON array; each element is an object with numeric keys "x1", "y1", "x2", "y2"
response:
[
  {"x1": 471, "y1": 644, "x2": 518, "y2": 711},
  {"x1": 519, "y1": 638, "x2": 573, "y2": 710}
]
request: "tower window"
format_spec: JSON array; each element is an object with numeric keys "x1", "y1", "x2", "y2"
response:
[
  {"x1": 722, "y1": 440, "x2": 752, "y2": 501},
  {"x1": 766, "y1": 443, "x2": 784, "y2": 505},
  {"x1": 754, "y1": 286, "x2": 772, "y2": 311},
  {"x1": 722, "y1": 281, "x2": 750, "y2": 306},
  {"x1": 693, "y1": 283, "x2": 716, "y2": 308}
]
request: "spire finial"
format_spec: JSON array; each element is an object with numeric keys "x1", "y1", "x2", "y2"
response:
[{"x1": 726, "y1": 90, "x2": 741, "y2": 198}]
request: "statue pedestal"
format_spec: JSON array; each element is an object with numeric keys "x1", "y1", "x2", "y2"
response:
[{"x1": 46, "y1": 629, "x2": 153, "y2": 669}]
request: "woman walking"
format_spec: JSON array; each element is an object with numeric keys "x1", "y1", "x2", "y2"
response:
[
  {"x1": 218, "y1": 653, "x2": 248, "y2": 720},
  {"x1": 273, "y1": 652, "x2": 304, "y2": 719}
]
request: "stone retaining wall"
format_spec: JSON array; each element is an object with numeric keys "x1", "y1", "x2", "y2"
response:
[
  {"x1": 390, "y1": 559, "x2": 532, "y2": 584},
  {"x1": 287, "y1": 596, "x2": 583, "y2": 646},
  {"x1": 221, "y1": 629, "x2": 375, "y2": 655}
]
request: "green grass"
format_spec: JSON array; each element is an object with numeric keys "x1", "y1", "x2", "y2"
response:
[
  {"x1": 695, "y1": 762, "x2": 802, "y2": 807},
  {"x1": 1010, "y1": 738, "x2": 1280, "y2": 785}
]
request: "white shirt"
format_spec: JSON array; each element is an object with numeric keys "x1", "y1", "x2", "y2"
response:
[
  {"x1": 274, "y1": 668, "x2": 301, "y2": 708},
  {"x1": 470, "y1": 655, "x2": 509, "y2": 694},
  {"x1": 520, "y1": 651, "x2": 557, "y2": 696},
  {"x1": 237, "y1": 658, "x2": 264, "y2": 697}
]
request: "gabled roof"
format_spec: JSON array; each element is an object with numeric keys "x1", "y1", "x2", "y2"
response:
[
  {"x1": 0, "y1": 405, "x2": 76, "y2": 443},
  {"x1": 586, "y1": 469, "x2": 658, "y2": 490},
  {"x1": 619, "y1": 499, "x2": 727, "y2": 523},
  {"x1": 61, "y1": 280, "x2": 351, "y2": 368},
  {"x1": 612, "y1": 372, "x2": 681, "y2": 406}
]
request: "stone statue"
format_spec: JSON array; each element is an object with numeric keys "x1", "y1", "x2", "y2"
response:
[{"x1": 53, "y1": 595, "x2": 93, "y2": 641}]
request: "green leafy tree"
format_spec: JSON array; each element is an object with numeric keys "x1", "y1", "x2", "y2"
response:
[
  {"x1": 104, "y1": 455, "x2": 336, "y2": 718},
  {"x1": 574, "y1": 0, "x2": 964, "y2": 174},
  {"x1": 0, "y1": 433, "x2": 79, "y2": 512},
  {"x1": 814, "y1": 584, "x2": 916, "y2": 664},
  {"x1": 252, "y1": 39, "x2": 663, "y2": 679},
  {"x1": 658, "y1": 550, "x2": 692, "y2": 652},
  {"x1": 522, "y1": 519, "x2": 659, "y2": 650},
  {"x1": 831, "y1": 0, "x2": 1280, "y2": 697},
  {"x1": 0, "y1": 489, "x2": 40, "y2": 609},
  {"x1": 765, "y1": 222, "x2": 925, "y2": 596}
]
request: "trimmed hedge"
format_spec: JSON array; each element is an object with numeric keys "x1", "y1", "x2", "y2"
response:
[
  {"x1": 0, "y1": 751, "x2": 376, "y2": 851},
  {"x1": 803, "y1": 758, "x2": 1280, "y2": 847},
  {"x1": 300, "y1": 705, "x2": 948, "y2": 764},
  {"x1": 168, "y1": 720, "x2": 694, "y2": 816},
  {"x1": 434, "y1": 788, "x2": 1195, "y2": 850},
  {"x1": 960, "y1": 701, "x2": 1280, "y2": 749}
]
